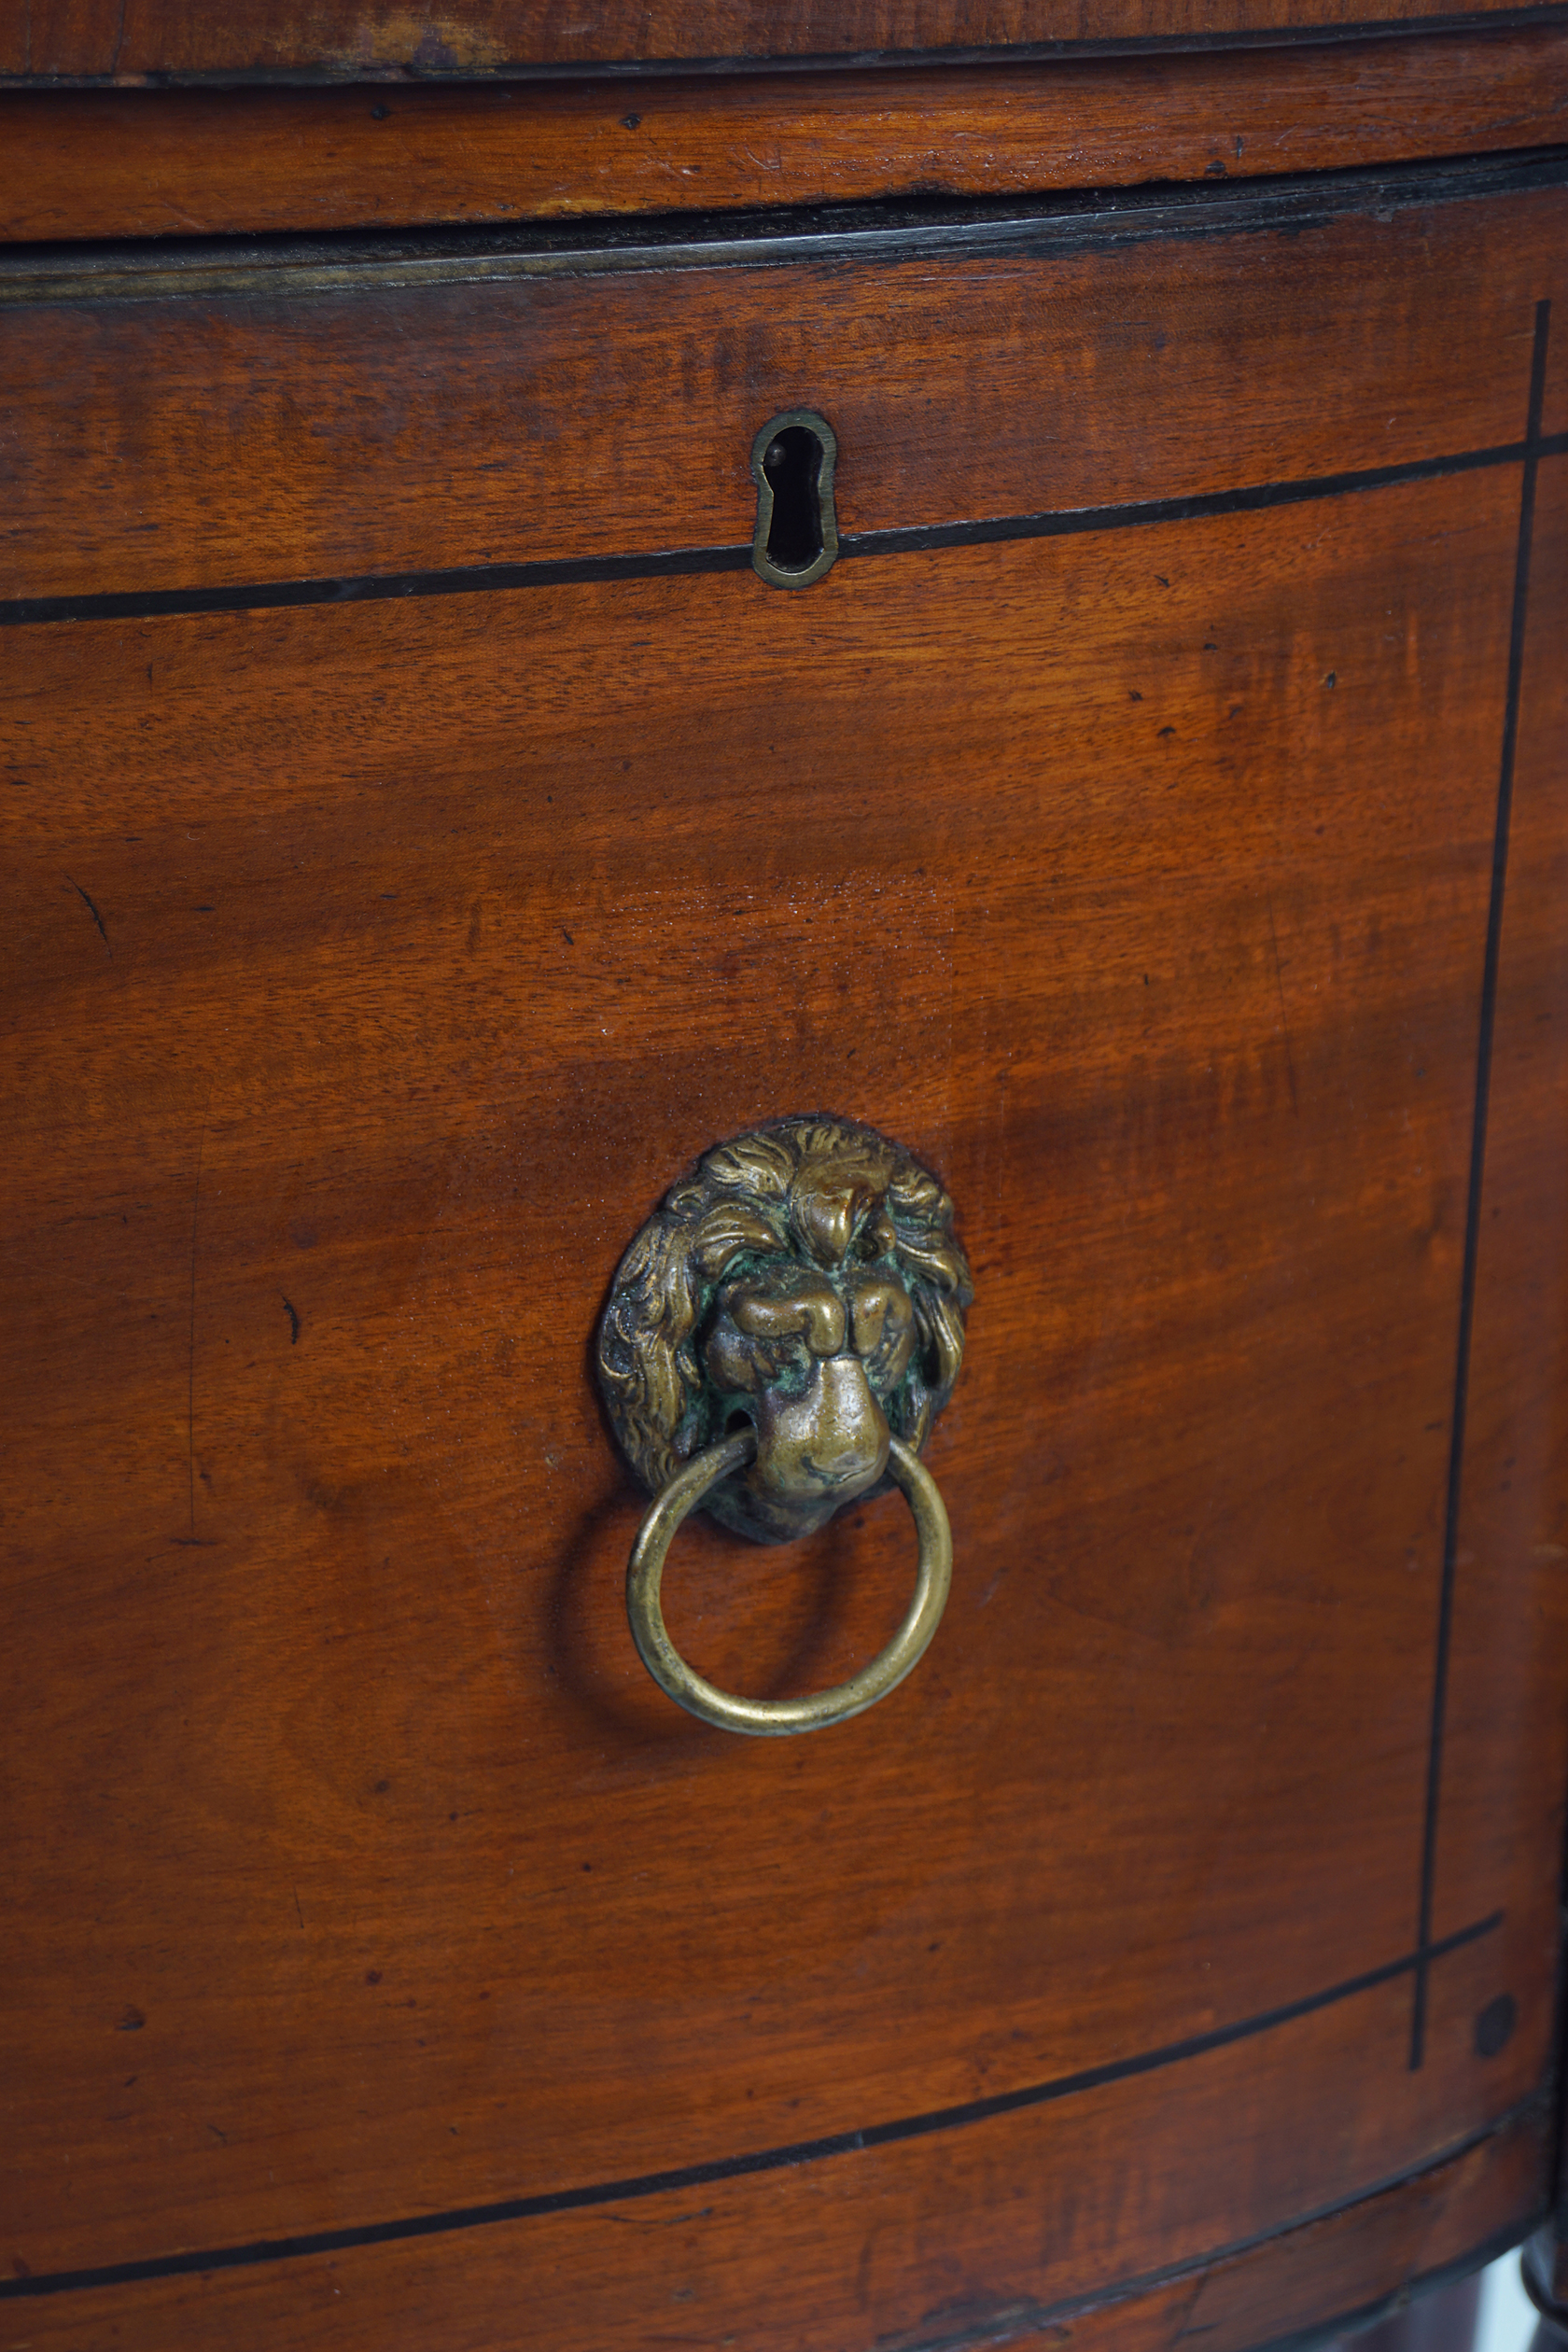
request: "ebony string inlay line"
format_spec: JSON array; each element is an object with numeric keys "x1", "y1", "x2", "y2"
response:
[
  {"x1": 0, "y1": 1909, "x2": 1502, "y2": 2302},
  {"x1": 4, "y1": 436, "x2": 1564, "y2": 632},
  {"x1": 1408, "y1": 297, "x2": 1551, "y2": 2074}
]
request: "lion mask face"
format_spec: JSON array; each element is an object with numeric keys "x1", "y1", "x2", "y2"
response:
[{"x1": 596, "y1": 1117, "x2": 973, "y2": 1543}]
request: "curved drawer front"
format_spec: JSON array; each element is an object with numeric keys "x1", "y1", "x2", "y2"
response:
[
  {"x1": 3, "y1": 155, "x2": 1567, "y2": 2351},
  {"x1": 2, "y1": 0, "x2": 1566, "y2": 76}
]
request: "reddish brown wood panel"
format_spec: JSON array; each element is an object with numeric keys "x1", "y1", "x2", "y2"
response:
[
  {"x1": 5, "y1": 31, "x2": 1568, "y2": 241},
  {"x1": 1, "y1": 454, "x2": 1554, "y2": 2285},
  {"x1": 3, "y1": 2097, "x2": 1547, "y2": 2351},
  {"x1": 1435, "y1": 455, "x2": 1568, "y2": 1991},
  {"x1": 2, "y1": 0, "x2": 1567, "y2": 79},
  {"x1": 1, "y1": 175, "x2": 1563, "y2": 603}
]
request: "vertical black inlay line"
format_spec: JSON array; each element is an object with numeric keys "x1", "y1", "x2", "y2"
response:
[{"x1": 1409, "y1": 298, "x2": 1551, "y2": 2071}]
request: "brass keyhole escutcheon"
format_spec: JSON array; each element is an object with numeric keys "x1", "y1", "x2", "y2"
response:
[
  {"x1": 596, "y1": 1116, "x2": 972, "y2": 1733},
  {"x1": 750, "y1": 410, "x2": 839, "y2": 589}
]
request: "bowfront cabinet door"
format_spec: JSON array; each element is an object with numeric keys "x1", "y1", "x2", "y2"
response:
[{"x1": 3, "y1": 150, "x2": 1567, "y2": 2352}]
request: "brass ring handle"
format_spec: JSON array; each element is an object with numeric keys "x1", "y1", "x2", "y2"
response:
[{"x1": 626, "y1": 1428, "x2": 953, "y2": 1737}]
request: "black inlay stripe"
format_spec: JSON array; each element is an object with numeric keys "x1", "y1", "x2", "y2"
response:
[
  {"x1": 839, "y1": 439, "x2": 1563, "y2": 560},
  {"x1": 7, "y1": 435, "x2": 1566, "y2": 633},
  {"x1": 0, "y1": 542, "x2": 756, "y2": 629},
  {"x1": 10, "y1": 151, "x2": 1566, "y2": 315},
  {"x1": 1, "y1": 1910, "x2": 1501, "y2": 2302},
  {"x1": 1408, "y1": 299, "x2": 1552, "y2": 2075}
]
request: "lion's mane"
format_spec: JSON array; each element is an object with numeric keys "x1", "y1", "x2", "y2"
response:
[{"x1": 596, "y1": 1115, "x2": 973, "y2": 1498}]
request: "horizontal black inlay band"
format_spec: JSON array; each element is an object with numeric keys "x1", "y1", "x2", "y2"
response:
[
  {"x1": 1, "y1": 1908, "x2": 1502, "y2": 2302},
  {"x1": 7, "y1": 147, "x2": 1567, "y2": 313},
  {"x1": 6, "y1": 437, "x2": 1565, "y2": 632},
  {"x1": 0, "y1": 540, "x2": 754, "y2": 629}
]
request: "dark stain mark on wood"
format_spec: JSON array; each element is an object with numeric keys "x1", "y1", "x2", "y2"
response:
[
  {"x1": 1475, "y1": 1992, "x2": 1517, "y2": 2056},
  {"x1": 66, "y1": 875, "x2": 111, "y2": 958},
  {"x1": 281, "y1": 1295, "x2": 301, "y2": 1344}
]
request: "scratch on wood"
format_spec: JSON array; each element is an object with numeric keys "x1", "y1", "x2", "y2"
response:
[
  {"x1": 281, "y1": 1295, "x2": 301, "y2": 1345},
  {"x1": 1172, "y1": 2265, "x2": 1221, "y2": 2340},
  {"x1": 66, "y1": 875, "x2": 112, "y2": 959}
]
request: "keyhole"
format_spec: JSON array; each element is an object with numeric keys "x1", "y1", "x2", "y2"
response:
[
  {"x1": 750, "y1": 410, "x2": 838, "y2": 589},
  {"x1": 763, "y1": 429, "x2": 821, "y2": 570}
]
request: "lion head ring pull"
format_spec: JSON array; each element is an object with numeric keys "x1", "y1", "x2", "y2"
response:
[{"x1": 596, "y1": 1117, "x2": 972, "y2": 1736}]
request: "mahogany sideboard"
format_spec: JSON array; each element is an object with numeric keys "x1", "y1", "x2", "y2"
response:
[{"x1": 3, "y1": 7, "x2": 1567, "y2": 2350}]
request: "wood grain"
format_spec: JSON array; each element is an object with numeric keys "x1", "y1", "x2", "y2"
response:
[
  {"x1": 1433, "y1": 460, "x2": 1568, "y2": 2009},
  {"x1": 5, "y1": 31, "x2": 1568, "y2": 241},
  {"x1": 5, "y1": 77, "x2": 1566, "y2": 2343},
  {"x1": 1448, "y1": 450, "x2": 1568, "y2": 2335},
  {"x1": 2, "y1": 2094, "x2": 1547, "y2": 2349},
  {"x1": 1, "y1": 172, "x2": 1563, "y2": 603},
  {"x1": 3, "y1": 455, "x2": 1558, "y2": 2296},
  {"x1": 2, "y1": 0, "x2": 1566, "y2": 80}
]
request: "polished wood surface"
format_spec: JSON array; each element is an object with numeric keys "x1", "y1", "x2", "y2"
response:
[
  {"x1": 4, "y1": 173, "x2": 1565, "y2": 2352},
  {"x1": 14, "y1": 476, "x2": 1540, "y2": 2259},
  {"x1": 1434, "y1": 449, "x2": 1568, "y2": 2047},
  {"x1": 5, "y1": 2106, "x2": 1547, "y2": 2350},
  {"x1": 5, "y1": 29, "x2": 1567, "y2": 240},
  {"x1": 1465, "y1": 415, "x2": 1568, "y2": 2352},
  {"x1": 5, "y1": 31, "x2": 1567, "y2": 2346},
  {"x1": 3, "y1": 0, "x2": 1566, "y2": 78},
  {"x1": 3, "y1": 164, "x2": 1563, "y2": 607}
]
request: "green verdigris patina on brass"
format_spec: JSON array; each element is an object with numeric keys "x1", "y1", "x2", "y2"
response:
[{"x1": 596, "y1": 1116, "x2": 972, "y2": 1545}]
